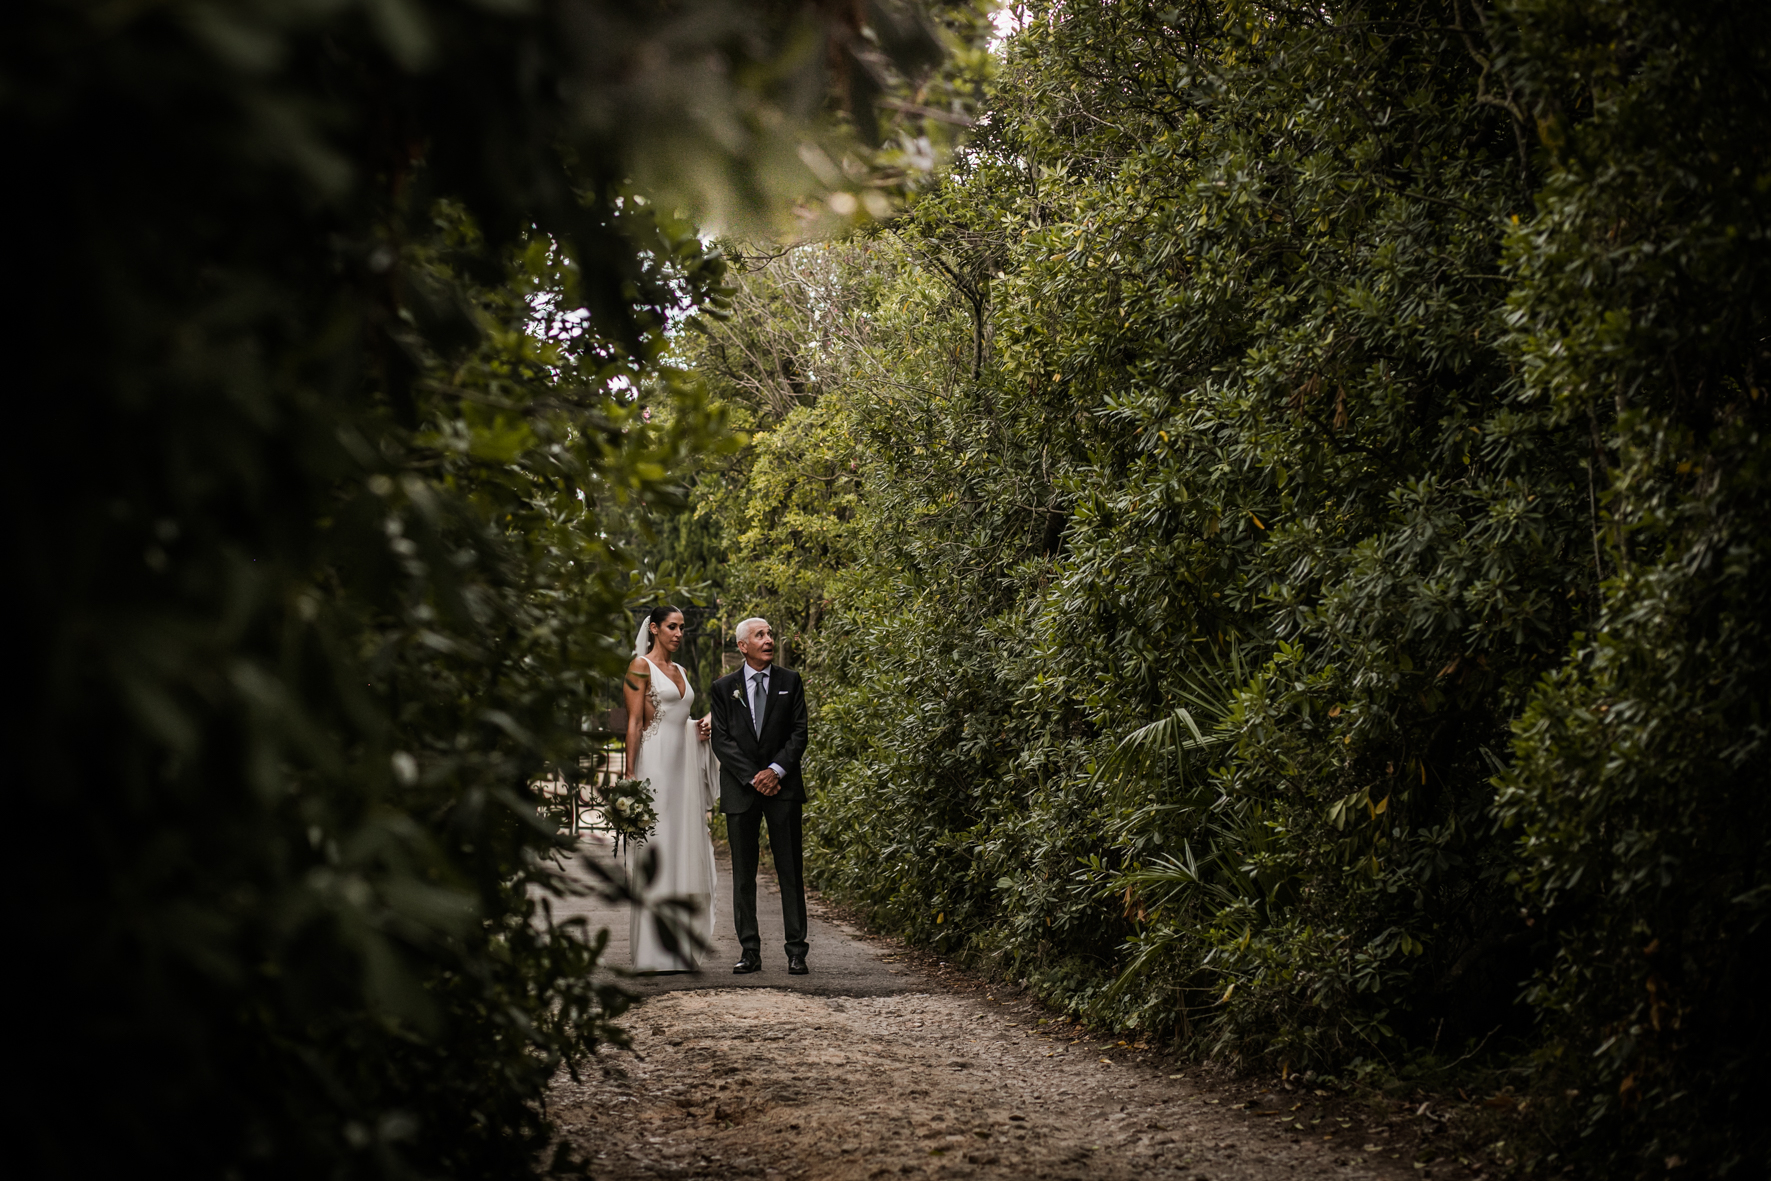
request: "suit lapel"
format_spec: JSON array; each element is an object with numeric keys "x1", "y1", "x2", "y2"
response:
[{"x1": 760, "y1": 667, "x2": 792, "y2": 736}]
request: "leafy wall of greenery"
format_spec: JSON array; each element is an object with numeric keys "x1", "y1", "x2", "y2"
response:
[
  {"x1": 9, "y1": 0, "x2": 976, "y2": 1176},
  {"x1": 1491, "y1": 0, "x2": 1771, "y2": 1168},
  {"x1": 688, "y1": 1, "x2": 1769, "y2": 1174}
]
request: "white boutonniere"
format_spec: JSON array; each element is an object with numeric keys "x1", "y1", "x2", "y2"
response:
[{"x1": 731, "y1": 688, "x2": 743, "y2": 700}]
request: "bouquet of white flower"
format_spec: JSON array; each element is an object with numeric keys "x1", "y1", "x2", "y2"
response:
[{"x1": 596, "y1": 776, "x2": 658, "y2": 848}]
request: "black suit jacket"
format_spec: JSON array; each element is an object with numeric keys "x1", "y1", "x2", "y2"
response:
[{"x1": 709, "y1": 663, "x2": 809, "y2": 813}]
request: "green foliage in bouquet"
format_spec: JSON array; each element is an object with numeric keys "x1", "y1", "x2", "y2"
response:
[{"x1": 599, "y1": 777, "x2": 661, "y2": 848}]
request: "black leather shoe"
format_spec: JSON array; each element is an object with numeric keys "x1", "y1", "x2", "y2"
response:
[
  {"x1": 733, "y1": 953, "x2": 762, "y2": 975},
  {"x1": 787, "y1": 955, "x2": 808, "y2": 975}
]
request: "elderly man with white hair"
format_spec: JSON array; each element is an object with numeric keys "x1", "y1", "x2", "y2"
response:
[{"x1": 708, "y1": 617, "x2": 811, "y2": 975}]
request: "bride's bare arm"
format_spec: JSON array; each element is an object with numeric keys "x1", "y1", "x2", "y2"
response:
[{"x1": 623, "y1": 657, "x2": 650, "y2": 773}]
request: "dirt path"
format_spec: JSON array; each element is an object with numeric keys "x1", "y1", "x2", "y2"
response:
[
  {"x1": 546, "y1": 839, "x2": 1434, "y2": 1181},
  {"x1": 544, "y1": 835, "x2": 925, "y2": 999}
]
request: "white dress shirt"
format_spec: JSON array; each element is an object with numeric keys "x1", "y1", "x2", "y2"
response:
[{"x1": 745, "y1": 664, "x2": 787, "y2": 780}]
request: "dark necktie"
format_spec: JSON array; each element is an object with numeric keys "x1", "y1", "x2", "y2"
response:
[{"x1": 751, "y1": 671, "x2": 766, "y2": 736}]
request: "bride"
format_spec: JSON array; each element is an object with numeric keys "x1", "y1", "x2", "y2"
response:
[{"x1": 621, "y1": 605, "x2": 718, "y2": 972}]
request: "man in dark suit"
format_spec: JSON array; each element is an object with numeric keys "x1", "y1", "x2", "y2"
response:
[{"x1": 708, "y1": 617, "x2": 811, "y2": 975}]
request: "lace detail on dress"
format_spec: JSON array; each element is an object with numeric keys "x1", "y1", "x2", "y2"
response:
[{"x1": 641, "y1": 676, "x2": 663, "y2": 742}]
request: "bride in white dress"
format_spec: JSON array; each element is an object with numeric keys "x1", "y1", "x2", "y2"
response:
[{"x1": 622, "y1": 605, "x2": 718, "y2": 971}]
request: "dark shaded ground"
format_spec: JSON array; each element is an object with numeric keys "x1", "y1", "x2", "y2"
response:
[{"x1": 545, "y1": 834, "x2": 928, "y2": 998}]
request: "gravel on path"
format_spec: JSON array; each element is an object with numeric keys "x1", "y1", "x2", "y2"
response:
[
  {"x1": 550, "y1": 987, "x2": 1423, "y2": 1181},
  {"x1": 546, "y1": 836, "x2": 1432, "y2": 1181}
]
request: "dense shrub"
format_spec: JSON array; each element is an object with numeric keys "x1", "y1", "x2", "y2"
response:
[
  {"x1": 688, "y1": 0, "x2": 1770, "y2": 1173},
  {"x1": 704, "y1": 0, "x2": 1558, "y2": 1052},
  {"x1": 1493, "y1": 0, "x2": 1771, "y2": 1172},
  {"x1": 6, "y1": 0, "x2": 967, "y2": 1175}
]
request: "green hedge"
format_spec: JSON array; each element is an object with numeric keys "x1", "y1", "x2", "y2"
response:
[
  {"x1": 8, "y1": 0, "x2": 964, "y2": 1175},
  {"x1": 693, "y1": 1, "x2": 1771, "y2": 1174}
]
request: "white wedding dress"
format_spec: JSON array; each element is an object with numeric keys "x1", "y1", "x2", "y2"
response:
[{"x1": 626, "y1": 659, "x2": 718, "y2": 971}]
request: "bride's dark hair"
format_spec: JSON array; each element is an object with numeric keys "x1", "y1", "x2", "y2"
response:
[{"x1": 645, "y1": 604, "x2": 682, "y2": 651}]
